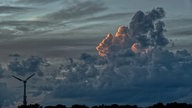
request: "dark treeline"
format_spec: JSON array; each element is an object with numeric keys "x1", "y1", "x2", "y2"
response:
[{"x1": 18, "y1": 102, "x2": 192, "y2": 108}]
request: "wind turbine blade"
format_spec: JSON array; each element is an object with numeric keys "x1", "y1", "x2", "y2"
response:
[
  {"x1": 25, "y1": 73, "x2": 35, "y2": 81},
  {"x1": 12, "y1": 75, "x2": 23, "y2": 81}
]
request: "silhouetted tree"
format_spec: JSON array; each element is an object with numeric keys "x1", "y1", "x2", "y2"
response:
[
  {"x1": 72, "y1": 104, "x2": 89, "y2": 108},
  {"x1": 92, "y1": 104, "x2": 138, "y2": 108},
  {"x1": 17, "y1": 102, "x2": 192, "y2": 108},
  {"x1": 45, "y1": 104, "x2": 66, "y2": 108},
  {"x1": 166, "y1": 102, "x2": 191, "y2": 108},
  {"x1": 18, "y1": 103, "x2": 42, "y2": 108},
  {"x1": 148, "y1": 102, "x2": 165, "y2": 108},
  {"x1": 120, "y1": 105, "x2": 138, "y2": 108}
]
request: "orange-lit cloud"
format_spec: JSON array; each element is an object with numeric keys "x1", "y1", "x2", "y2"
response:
[
  {"x1": 96, "y1": 26, "x2": 135, "y2": 57},
  {"x1": 96, "y1": 8, "x2": 169, "y2": 57},
  {"x1": 131, "y1": 43, "x2": 140, "y2": 54},
  {"x1": 96, "y1": 33, "x2": 113, "y2": 57}
]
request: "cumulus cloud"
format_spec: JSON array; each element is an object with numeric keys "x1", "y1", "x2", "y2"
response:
[
  {"x1": 8, "y1": 55, "x2": 47, "y2": 76},
  {"x1": 49, "y1": 50, "x2": 192, "y2": 105},
  {"x1": 129, "y1": 7, "x2": 165, "y2": 35},
  {"x1": 48, "y1": 51, "x2": 192, "y2": 105},
  {"x1": 96, "y1": 7, "x2": 168, "y2": 57},
  {"x1": 96, "y1": 26, "x2": 134, "y2": 57},
  {"x1": 1, "y1": 6, "x2": 191, "y2": 107},
  {"x1": 44, "y1": 8, "x2": 192, "y2": 105}
]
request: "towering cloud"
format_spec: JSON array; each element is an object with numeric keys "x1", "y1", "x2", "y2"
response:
[
  {"x1": 129, "y1": 7, "x2": 165, "y2": 35},
  {"x1": 96, "y1": 7, "x2": 169, "y2": 57},
  {"x1": 47, "y1": 8, "x2": 192, "y2": 105},
  {"x1": 96, "y1": 33, "x2": 113, "y2": 57}
]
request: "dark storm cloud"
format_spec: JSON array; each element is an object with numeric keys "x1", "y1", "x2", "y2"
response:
[
  {"x1": 49, "y1": 50, "x2": 192, "y2": 105},
  {"x1": 0, "y1": 5, "x2": 34, "y2": 13},
  {"x1": 48, "y1": 49, "x2": 192, "y2": 105},
  {"x1": 96, "y1": 8, "x2": 168, "y2": 57},
  {"x1": 129, "y1": 7, "x2": 165, "y2": 35},
  {"x1": 41, "y1": 1, "x2": 107, "y2": 21},
  {"x1": 39, "y1": 8, "x2": 192, "y2": 105}
]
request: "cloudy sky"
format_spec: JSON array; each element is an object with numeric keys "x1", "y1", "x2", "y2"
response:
[
  {"x1": 0, "y1": 0, "x2": 191, "y2": 62},
  {"x1": 1, "y1": 0, "x2": 192, "y2": 107}
]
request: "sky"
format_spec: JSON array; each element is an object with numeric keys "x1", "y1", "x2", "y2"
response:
[
  {"x1": 0, "y1": 0, "x2": 191, "y2": 62},
  {"x1": 0, "y1": 0, "x2": 192, "y2": 107}
]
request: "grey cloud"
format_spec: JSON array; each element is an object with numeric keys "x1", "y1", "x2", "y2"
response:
[
  {"x1": 41, "y1": 1, "x2": 107, "y2": 21},
  {"x1": 1, "y1": 4, "x2": 191, "y2": 106},
  {"x1": 48, "y1": 50, "x2": 192, "y2": 105},
  {"x1": 0, "y1": 83, "x2": 15, "y2": 107},
  {"x1": 49, "y1": 47, "x2": 192, "y2": 105},
  {"x1": 129, "y1": 7, "x2": 165, "y2": 35},
  {"x1": 165, "y1": 18, "x2": 192, "y2": 28},
  {"x1": 0, "y1": 65, "x2": 5, "y2": 78},
  {"x1": 0, "y1": 20, "x2": 54, "y2": 36},
  {"x1": 42, "y1": 8, "x2": 192, "y2": 105},
  {"x1": 76, "y1": 24, "x2": 106, "y2": 31},
  {"x1": 96, "y1": 8, "x2": 169, "y2": 57},
  {"x1": 0, "y1": 38, "x2": 97, "y2": 62},
  {"x1": 129, "y1": 7, "x2": 168, "y2": 47},
  {"x1": 8, "y1": 55, "x2": 47, "y2": 76},
  {"x1": 16, "y1": 0, "x2": 61, "y2": 5},
  {"x1": 0, "y1": 28, "x2": 17, "y2": 35},
  {"x1": 0, "y1": 5, "x2": 34, "y2": 13},
  {"x1": 1, "y1": 1, "x2": 107, "y2": 37},
  {"x1": 84, "y1": 12, "x2": 134, "y2": 22},
  {"x1": 65, "y1": 12, "x2": 133, "y2": 32},
  {"x1": 0, "y1": 20, "x2": 51, "y2": 27},
  {"x1": 168, "y1": 28, "x2": 192, "y2": 36}
]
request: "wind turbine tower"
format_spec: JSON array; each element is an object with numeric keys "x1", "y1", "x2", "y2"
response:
[{"x1": 12, "y1": 73, "x2": 35, "y2": 106}]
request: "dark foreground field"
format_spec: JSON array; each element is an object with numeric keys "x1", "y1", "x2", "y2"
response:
[{"x1": 18, "y1": 102, "x2": 192, "y2": 108}]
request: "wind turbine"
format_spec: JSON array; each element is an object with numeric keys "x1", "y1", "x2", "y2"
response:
[{"x1": 12, "y1": 73, "x2": 35, "y2": 106}]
